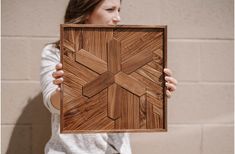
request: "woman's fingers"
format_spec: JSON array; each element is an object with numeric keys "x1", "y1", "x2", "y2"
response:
[
  {"x1": 53, "y1": 77, "x2": 64, "y2": 85},
  {"x1": 56, "y1": 63, "x2": 63, "y2": 71},
  {"x1": 52, "y1": 70, "x2": 64, "y2": 78},
  {"x1": 166, "y1": 82, "x2": 176, "y2": 92},
  {"x1": 165, "y1": 76, "x2": 178, "y2": 85},
  {"x1": 52, "y1": 63, "x2": 64, "y2": 91},
  {"x1": 166, "y1": 90, "x2": 171, "y2": 98},
  {"x1": 163, "y1": 68, "x2": 178, "y2": 98},
  {"x1": 164, "y1": 68, "x2": 173, "y2": 76}
]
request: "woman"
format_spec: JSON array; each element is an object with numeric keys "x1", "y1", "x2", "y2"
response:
[{"x1": 40, "y1": 0, "x2": 178, "y2": 153}]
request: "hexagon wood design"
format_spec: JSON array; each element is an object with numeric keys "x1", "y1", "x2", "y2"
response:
[{"x1": 60, "y1": 24, "x2": 167, "y2": 133}]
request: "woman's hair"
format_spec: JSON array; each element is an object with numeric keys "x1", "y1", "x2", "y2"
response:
[
  {"x1": 64, "y1": 0, "x2": 103, "y2": 24},
  {"x1": 54, "y1": 0, "x2": 104, "y2": 49}
]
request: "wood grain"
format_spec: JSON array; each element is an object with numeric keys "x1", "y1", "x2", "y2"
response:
[
  {"x1": 114, "y1": 72, "x2": 146, "y2": 96},
  {"x1": 76, "y1": 48, "x2": 107, "y2": 74},
  {"x1": 108, "y1": 83, "x2": 122, "y2": 120},
  {"x1": 121, "y1": 46, "x2": 153, "y2": 74},
  {"x1": 83, "y1": 71, "x2": 114, "y2": 98},
  {"x1": 60, "y1": 24, "x2": 167, "y2": 133},
  {"x1": 108, "y1": 39, "x2": 121, "y2": 74}
]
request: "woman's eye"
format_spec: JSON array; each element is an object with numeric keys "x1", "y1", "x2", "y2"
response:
[{"x1": 106, "y1": 8, "x2": 114, "y2": 12}]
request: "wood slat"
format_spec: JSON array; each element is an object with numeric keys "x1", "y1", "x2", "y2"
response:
[
  {"x1": 63, "y1": 84, "x2": 82, "y2": 99},
  {"x1": 64, "y1": 27, "x2": 75, "y2": 43},
  {"x1": 115, "y1": 118, "x2": 122, "y2": 129},
  {"x1": 63, "y1": 55, "x2": 98, "y2": 84},
  {"x1": 153, "y1": 49, "x2": 163, "y2": 64},
  {"x1": 146, "y1": 101, "x2": 154, "y2": 129},
  {"x1": 64, "y1": 39, "x2": 75, "y2": 52},
  {"x1": 64, "y1": 89, "x2": 107, "y2": 130},
  {"x1": 120, "y1": 88, "x2": 129, "y2": 129},
  {"x1": 82, "y1": 28, "x2": 113, "y2": 61},
  {"x1": 76, "y1": 49, "x2": 107, "y2": 74},
  {"x1": 121, "y1": 32, "x2": 163, "y2": 62},
  {"x1": 95, "y1": 117, "x2": 115, "y2": 130},
  {"x1": 83, "y1": 71, "x2": 114, "y2": 98},
  {"x1": 114, "y1": 72, "x2": 146, "y2": 96},
  {"x1": 108, "y1": 83, "x2": 122, "y2": 120},
  {"x1": 121, "y1": 48, "x2": 153, "y2": 74},
  {"x1": 127, "y1": 92, "x2": 134, "y2": 128},
  {"x1": 63, "y1": 96, "x2": 87, "y2": 117},
  {"x1": 133, "y1": 95, "x2": 140, "y2": 129},
  {"x1": 63, "y1": 46, "x2": 75, "y2": 60},
  {"x1": 64, "y1": 70, "x2": 85, "y2": 87},
  {"x1": 139, "y1": 94, "x2": 147, "y2": 129},
  {"x1": 147, "y1": 60, "x2": 163, "y2": 73},
  {"x1": 136, "y1": 65, "x2": 163, "y2": 85},
  {"x1": 108, "y1": 39, "x2": 121, "y2": 74},
  {"x1": 113, "y1": 29, "x2": 149, "y2": 49},
  {"x1": 146, "y1": 90, "x2": 163, "y2": 108},
  {"x1": 146, "y1": 91, "x2": 164, "y2": 129},
  {"x1": 130, "y1": 72, "x2": 163, "y2": 93}
]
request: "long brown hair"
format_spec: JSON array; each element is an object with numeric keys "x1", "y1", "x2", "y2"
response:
[{"x1": 54, "y1": 0, "x2": 104, "y2": 49}]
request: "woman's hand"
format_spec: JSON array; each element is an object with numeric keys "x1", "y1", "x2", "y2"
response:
[
  {"x1": 164, "y1": 68, "x2": 178, "y2": 98},
  {"x1": 50, "y1": 63, "x2": 64, "y2": 110},
  {"x1": 52, "y1": 63, "x2": 64, "y2": 91}
]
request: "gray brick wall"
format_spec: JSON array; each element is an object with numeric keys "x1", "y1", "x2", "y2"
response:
[{"x1": 1, "y1": 0, "x2": 234, "y2": 154}]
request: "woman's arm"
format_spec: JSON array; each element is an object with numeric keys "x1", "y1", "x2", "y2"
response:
[{"x1": 40, "y1": 45, "x2": 62, "y2": 114}]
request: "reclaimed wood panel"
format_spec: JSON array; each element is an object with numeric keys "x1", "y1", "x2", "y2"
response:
[{"x1": 60, "y1": 24, "x2": 167, "y2": 133}]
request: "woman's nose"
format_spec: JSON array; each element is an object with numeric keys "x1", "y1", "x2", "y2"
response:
[{"x1": 113, "y1": 13, "x2": 121, "y2": 23}]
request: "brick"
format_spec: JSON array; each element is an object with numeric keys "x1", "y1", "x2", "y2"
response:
[
  {"x1": 1, "y1": 125, "x2": 32, "y2": 154},
  {"x1": 2, "y1": 38, "x2": 30, "y2": 80},
  {"x1": 159, "y1": 0, "x2": 233, "y2": 39},
  {"x1": 2, "y1": 0, "x2": 68, "y2": 36},
  {"x1": 130, "y1": 125, "x2": 201, "y2": 154},
  {"x1": 200, "y1": 0, "x2": 234, "y2": 39},
  {"x1": 202, "y1": 125, "x2": 234, "y2": 154},
  {"x1": 168, "y1": 40, "x2": 200, "y2": 82},
  {"x1": 1, "y1": 82, "x2": 51, "y2": 124},
  {"x1": 169, "y1": 83, "x2": 234, "y2": 124},
  {"x1": 29, "y1": 38, "x2": 58, "y2": 80},
  {"x1": 120, "y1": 0, "x2": 161, "y2": 24},
  {"x1": 200, "y1": 41, "x2": 234, "y2": 82},
  {"x1": 2, "y1": 37, "x2": 58, "y2": 80},
  {"x1": 159, "y1": 0, "x2": 204, "y2": 38}
]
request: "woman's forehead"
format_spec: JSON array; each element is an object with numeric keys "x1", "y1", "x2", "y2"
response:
[{"x1": 100, "y1": 0, "x2": 121, "y2": 8}]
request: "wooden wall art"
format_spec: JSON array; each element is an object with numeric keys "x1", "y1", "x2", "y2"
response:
[{"x1": 60, "y1": 24, "x2": 167, "y2": 133}]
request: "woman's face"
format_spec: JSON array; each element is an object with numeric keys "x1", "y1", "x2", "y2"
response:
[{"x1": 85, "y1": 0, "x2": 121, "y2": 25}]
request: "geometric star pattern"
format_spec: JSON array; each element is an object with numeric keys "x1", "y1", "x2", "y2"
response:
[{"x1": 60, "y1": 24, "x2": 167, "y2": 133}]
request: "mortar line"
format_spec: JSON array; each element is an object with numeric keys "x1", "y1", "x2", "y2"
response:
[
  {"x1": 1, "y1": 123, "x2": 32, "y2": 126},
  {"x1": 1, "y1": 80, "x2": 40, "y2": 83},
  {"x1": 169, "y1": 38, "x2": 234, "y2": 41},
  {"x1": 177, "y1": 81, "x2": 234, "y2": 84},
  {"x1": 1, "y1": 35, "x2": 59, "y2": 39},
  {"x1": 200, "y1": 124, "x2": 204, "y2": 154},
  {"x1": 1, "y1": 35, "x2": 233, "y2": 41},
  {"x1": 168, "y1": 123, "x2": 234, "y2": 126}
]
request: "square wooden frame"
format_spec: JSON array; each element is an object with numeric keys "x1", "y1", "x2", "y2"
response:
[{"x1": 60, "y1": 24, "x2": 167, "y2": 133}]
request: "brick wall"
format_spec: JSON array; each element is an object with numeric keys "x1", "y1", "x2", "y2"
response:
[{"x1": 1, "y1": 0, "x2": 234, "y2": 154}]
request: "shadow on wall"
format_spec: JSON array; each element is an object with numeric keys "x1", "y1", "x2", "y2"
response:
[
  {"x1": 6, "y1": 93, "x2": 51, "y2": 154},
  {"x1": 5, "y1": 92, "x2": 125, "y2": 154}
]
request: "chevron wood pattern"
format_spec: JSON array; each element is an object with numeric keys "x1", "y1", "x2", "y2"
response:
[{"x1": 60, "y1": 24, "x2": 167, "y2": 133}]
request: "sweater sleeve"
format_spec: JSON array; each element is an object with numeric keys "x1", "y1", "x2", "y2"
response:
[{"x1": 40, "y1": 44, "x2": 60, "y2": 114}]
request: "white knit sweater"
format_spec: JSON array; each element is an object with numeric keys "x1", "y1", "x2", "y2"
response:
[{"x1": 40, "y1": 44, "x2": 132, "y2": 154}]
